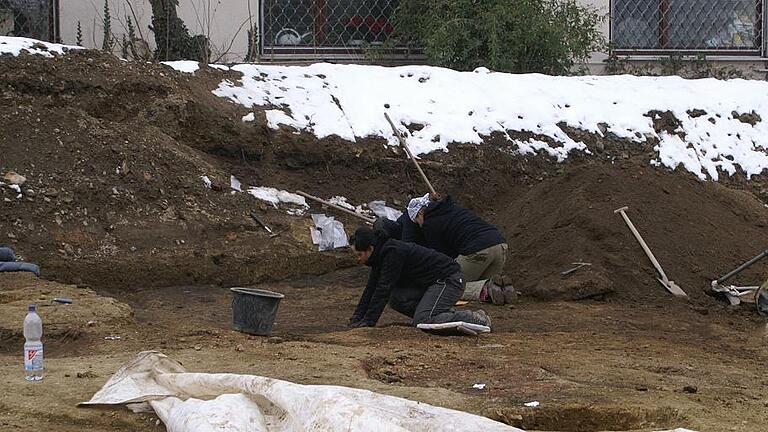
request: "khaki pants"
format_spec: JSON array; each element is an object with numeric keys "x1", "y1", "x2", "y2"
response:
[{"x1": 457, "y1": 243, "x2": 508, "y2": 300}]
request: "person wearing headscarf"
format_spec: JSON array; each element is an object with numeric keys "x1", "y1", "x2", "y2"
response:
[{"x1": 406, "y1": 194, "x2": 515, "y2": 305}]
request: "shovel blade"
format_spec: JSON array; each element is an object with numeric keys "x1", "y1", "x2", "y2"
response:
[{"x1": 658, "y1": 278, "x2": 688, "y2": 298}]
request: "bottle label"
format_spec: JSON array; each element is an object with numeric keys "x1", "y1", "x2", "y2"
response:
[{"x1": 24, "y1": 346, "x2": 43, "y2": 371}]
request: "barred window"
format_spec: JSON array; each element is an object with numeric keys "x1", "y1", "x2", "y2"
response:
[
  {"x1": 262, "y1": 0, "x2": 398, "y2": 51},
  {"x1": 612, "y1": 0, "x2": 763, "y2": 52},
  {"x1": 0, "y1": 0, "x2": 55, "y2": 41}
]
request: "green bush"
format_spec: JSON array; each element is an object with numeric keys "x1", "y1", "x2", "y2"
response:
[{"x1": 394, "y1": 0, "x2": 605, "y2": 75}]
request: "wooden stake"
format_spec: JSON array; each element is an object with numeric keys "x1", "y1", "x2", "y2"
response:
[
  {"x1": 384, "y1": 112, "x2": 437, "y2": 196},
  {"x1": 296, "y1": 190, "x2": 375, "y2": 224}
]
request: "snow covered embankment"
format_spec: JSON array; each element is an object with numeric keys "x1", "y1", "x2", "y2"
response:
[
  {"x1": 210, "y1": 63, "x2": 768, "y2": 181},
  {"x1": 4, "y1": 36, "x2": 767, "y2": 182},
  {"x1": 0, "y1": 36, "x2": 82, "y2": 57}
]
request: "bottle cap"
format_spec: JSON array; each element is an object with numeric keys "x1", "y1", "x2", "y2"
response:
[{"x1": 28, "y1": 304, "x2": 36, "y2": 312}]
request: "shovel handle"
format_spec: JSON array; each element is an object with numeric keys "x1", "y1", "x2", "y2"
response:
[
  {"x1": 384, "y1": 112, "x2": 438, "y2": 196},
  {"x1": 296, "y1": 190, "x2": 375, "y2": 224},
  {"x1": 614, "y1": 206, "x2": 670, "y2": 282}
]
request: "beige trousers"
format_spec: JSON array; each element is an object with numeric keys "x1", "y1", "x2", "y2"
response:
[{"x1": 456, "y1": 243, "x2": 508, "y2": 301}]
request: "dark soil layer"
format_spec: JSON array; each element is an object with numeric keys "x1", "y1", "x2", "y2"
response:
[{"x1": 2, "y1": 49, "x2": 768, "y2": 308}]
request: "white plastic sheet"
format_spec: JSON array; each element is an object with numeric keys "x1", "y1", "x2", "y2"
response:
[
  {"x1": 368, "y1": 200, "x2": 403, "y2": 221},
  {"x1": 310, "y1": 214, "x2": 348, "y2": 251},
  {"x1": 82, "y1": 351, "x2": 522, "y2": 432}
]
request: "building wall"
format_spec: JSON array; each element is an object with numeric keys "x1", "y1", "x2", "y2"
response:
[
  {"x1": 578, "y1": 0, "x2": 611, "y2": 73},
  {"x1": 588, "y1": 0, "x2": 768, "y2": 78},
  {"x1": 59, "y1": 0, "x2": 258, "y2": 63},
  {"x1": 58, "y1": 0, "x2": 766, "y2": 77}
]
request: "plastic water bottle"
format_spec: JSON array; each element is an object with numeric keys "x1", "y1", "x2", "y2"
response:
[{"x1": 23, "y1": 304, "x2": 43, "y2": 381}]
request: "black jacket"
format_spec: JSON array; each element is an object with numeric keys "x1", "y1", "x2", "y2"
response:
[
  {"x1": 420, "y1": 195, "x2": 505, "y2": 258},
  {"x1": 352, "y1": 233, "x2": 460, "y2": 325},
  {"x1": 374, "y1": 213, "x2": 426, "y2": 245},
  {"x1": 399, "y1": 212, "x2": 426, "y2": 245},
  {"x1": 373, "y1": 214, "x2": 404, "y2": 240}
]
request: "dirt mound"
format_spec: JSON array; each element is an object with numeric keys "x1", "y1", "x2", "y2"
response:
[
  {"x1": 0, "y1": 50, "x2": 352, "y2": 289},
  {"x1": 486, "y1": 162, "x2": 768, "y2": 303},
  {"x1": 1, "y1": 50, "x2": 768, "y2": 308},
  {"x1": 0, "y1": 272, "x2": 132, "y2": 351}
]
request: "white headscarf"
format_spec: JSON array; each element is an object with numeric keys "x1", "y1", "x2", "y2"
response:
[{"x1": 407, "y1": 193, "x2": 431, "y2": 222}]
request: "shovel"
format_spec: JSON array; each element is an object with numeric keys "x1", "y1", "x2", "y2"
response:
[{"x1": 614, "y1": 206, "x2": 687, "y2": 298}]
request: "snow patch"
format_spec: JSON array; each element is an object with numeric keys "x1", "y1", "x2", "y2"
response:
[
  {"x1": 328, "y1": 196, "x2": 372, "y2": 217},
  {"x1": 247, "y1": 187, "x2": 308, "y2": 209},
  {"x1": 328, "y1": 196, "x2": 355, "y2": 210},
  {"x1": 161, "y1": 60, "x2": 200, "y2": 74},
  {"x1": 242, "y1": 113, "x2": 255, "y2": 122},
  {"x1": 211, "y1": 63, "x2": 768, "y2": 180},
  {"x1": 0, "y1": 36, "x2": 82, "y2": 57}
]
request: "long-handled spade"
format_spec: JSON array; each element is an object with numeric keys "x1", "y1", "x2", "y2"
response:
[
  {"x1": 384, "y1": 112, "x2": 438, "y2": 196},
  {"x1": 614, "y1": 206, "x2": 688, "y2": 298}
]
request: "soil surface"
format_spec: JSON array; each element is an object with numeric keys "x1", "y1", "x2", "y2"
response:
[
  {"x1": 2, "y1": 50, "x2": 768, "y2": 431},
  {"x1": 1, "y1": 270, "x2": 767, "y2": 432}
]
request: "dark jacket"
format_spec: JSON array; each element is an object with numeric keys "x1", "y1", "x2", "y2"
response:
[
  {"x1": 421, "y1": 195, "x2": 505, "y2": 258},
  {"x1": 399, "y1": 212, "x2": 425, "y2": 245},
  {"x1": 352, "y1": 233, "x2": 460, "y2": 325},
  {"x1": 373, "y1": 214, "x2": 404, "y2": 240},
  {"x1": 375, "y1": 213, "x2": 426, "y2": 245}
]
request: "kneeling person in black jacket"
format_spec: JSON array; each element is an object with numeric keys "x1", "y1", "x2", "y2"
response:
[
  {"x1": 407, "y1": 194, "x2": 515, "y2": 305},
  {"x1": 348, "y1": 227, "x2": 491, "y2": 329}
]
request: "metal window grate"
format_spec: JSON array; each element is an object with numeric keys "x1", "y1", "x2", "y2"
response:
[
  {"x1": 0, "y1": 0, "x2": 58, "y2": 42},
  {"x1": 260, "y1": 0, "x2": 403, "y2": 59},
  {"x1": 612, "y1": 0, "x2": 763, "y2": 53}
]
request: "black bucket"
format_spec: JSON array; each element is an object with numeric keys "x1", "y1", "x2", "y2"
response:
[{"x1": 231, "y1": 288, "x2": 284, "y2": 336}]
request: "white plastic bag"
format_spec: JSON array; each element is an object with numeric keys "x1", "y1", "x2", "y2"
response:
[
  {"x1": 310, "y1": 214, "x2": 348, "y2": 251},
  {"x1": 368, "y1": 201, "x2": 402, "y2": 221}
]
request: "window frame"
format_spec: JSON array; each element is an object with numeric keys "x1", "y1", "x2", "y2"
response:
[
  {"x1": 610, "y1": 0, "x2": 766, "y2": 57},
  {"x1": 257, "y1": 0, "x2": 424, "y2": 62}
]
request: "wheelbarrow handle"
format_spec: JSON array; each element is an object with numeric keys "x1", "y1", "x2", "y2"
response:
[{"x1": 716, "y1": 249, "x2": 768, "y2": 285}]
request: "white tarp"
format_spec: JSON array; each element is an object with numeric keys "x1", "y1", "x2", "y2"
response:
[{"x1": 81, "y1": 351, "x2": 522, "y2": 432}]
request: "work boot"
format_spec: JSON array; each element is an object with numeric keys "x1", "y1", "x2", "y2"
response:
[
  {"x1": 491, "y1": 274, "x2": 508, "y2": 287},
  {"x1": 488, "y1": 281, "x2": 506, "y2": 305},
  {"x1": 502, "y1": 285, "x2": 519, "y2": 304},
  {"x1": 472, "y1": 309, "x2": 492, "y2": 329},
  {"x1": 490, "y1": 275, "x2": 518, "y2": 304}
]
